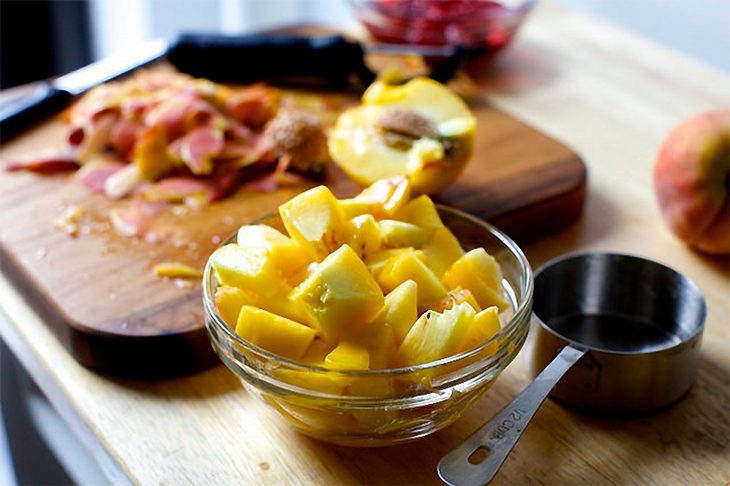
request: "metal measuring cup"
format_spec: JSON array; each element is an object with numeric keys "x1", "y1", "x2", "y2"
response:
[{"x1": 438, "y1": 253, "x2": 707, "y2": 485}]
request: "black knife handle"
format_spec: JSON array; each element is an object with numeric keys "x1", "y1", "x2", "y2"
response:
[
  {"x1": 167, "y1": 33, "x2": 376, "y2": 89},
  {"x1": 0, "y1": 83, "x2": 72, "y2": 141}
]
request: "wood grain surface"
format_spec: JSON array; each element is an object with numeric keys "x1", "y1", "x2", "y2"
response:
[
  {"x1": 0, "y1": 82, "x2": 584, "y2": 377},
  {"x1": 0, "y1": 2, "x2": 728, "y2": 484}
]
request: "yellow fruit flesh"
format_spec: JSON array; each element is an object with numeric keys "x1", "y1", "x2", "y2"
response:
[
  {"x1": 442, "y1": 248, "x2": 509, "y2": 310},
  {"x1": 459, "y1": 306, "x2": 501, "y2": 354},
  {"x1": 279, "y1": 186, "x2": 350, "y2": 261},
  {"x1": 211, "y1": 182, "x2": 510, "y2": 393},
  {"x1": 328, "y1": 78, "x2": 476, "y2": 194},
  {"x1": 378, "y1": 252, "x2": 447, "y2": 308},
  {"x1": 371, "y1": 280, "x2": 419, "y2": 346},
  {"x1": 290, "y1": 245, "x2": 385, "y2": 340},
  {"x1": 394, "y1": 194, "x2": 444, "y2": 229},
  {"x1": 353, "y1": 176, "x2": 412, "y2": 218},
  {"x1": 325, "y1": 342, "x2": 370, "y2": 371},
  {"x1": 214, "y1": 286, "x2": 253, "y2": 328},
  {"x1": 237, "y1": 224, "x2": 311, "y2": 277},
  {"x1": 378, "y1": 219, "x2": 431, "y2": 248},
  {"x1": 347, "y1": 214, "x2": 382, "y2": 259},
  {"x1": 210, "y1": 244, "x2": 290, "y2": 298},
  {"x1": 235, "y1": 306, "x2": 316, "y2": 360},
  {"x1": 396, "y1": 302, "x2": 476, "y2": 366}
]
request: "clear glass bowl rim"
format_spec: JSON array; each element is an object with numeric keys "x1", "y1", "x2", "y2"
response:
[{"x1": 202, "y1": 203, "x2": 533, "y2": 377}]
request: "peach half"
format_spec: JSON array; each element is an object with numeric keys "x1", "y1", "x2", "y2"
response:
[{"x1": 328, "y1": 77, "x2": 476, "y2": 195}]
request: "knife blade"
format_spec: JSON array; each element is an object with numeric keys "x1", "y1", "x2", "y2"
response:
[
  {"x1": 0, "y1": 33, "x2": 479, "y2": 141},
  {"x1": 0, "y1": 39, "x2": 168, "y2": 140}
]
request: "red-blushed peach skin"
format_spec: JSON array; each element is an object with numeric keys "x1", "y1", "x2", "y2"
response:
[{"x1": 654, "y1": 109, "x2": 730, "y2": 255}]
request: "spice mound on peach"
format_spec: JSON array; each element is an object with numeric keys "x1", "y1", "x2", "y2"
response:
[{"x1": 653, "y1": 109, "x2": 730, "y2": 255}]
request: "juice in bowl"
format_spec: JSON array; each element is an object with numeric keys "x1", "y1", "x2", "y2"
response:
[{"x1": 202, "y1": 179, "x2": 533, "y2": 446}]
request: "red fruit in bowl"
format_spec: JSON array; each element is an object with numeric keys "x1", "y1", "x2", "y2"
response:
[{"x1": 653, "y1": 109, "x2": 730, "y2": 255}]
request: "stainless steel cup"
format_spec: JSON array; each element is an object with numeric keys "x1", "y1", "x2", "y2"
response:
[
  {"x1": 439, "y1": 253, "x2": 707, "y2": 486},
  {"x1": 526, "y1": 252, "x2": 706, "y2": 413}
]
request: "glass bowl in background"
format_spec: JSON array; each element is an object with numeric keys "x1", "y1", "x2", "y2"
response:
[
  {"x1": 351, "y1": 0, "x2": 535, "y2": 64},
  {"x1": 203, "y1": 205, "x2": 533, "y2": 446}
]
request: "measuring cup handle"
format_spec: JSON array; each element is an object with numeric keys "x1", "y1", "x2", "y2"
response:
[{"x1": 437, "y1": 344, "x2": 587, "y2": 486}]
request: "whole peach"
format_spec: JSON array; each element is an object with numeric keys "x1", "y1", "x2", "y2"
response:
[{"x1": 654, "y1": 109, "x2": 730, "y2": 255}]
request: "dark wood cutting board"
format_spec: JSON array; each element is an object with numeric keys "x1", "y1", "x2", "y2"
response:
[{"x1": 0, "y1": 85, "x2": 585, "y2": 378}]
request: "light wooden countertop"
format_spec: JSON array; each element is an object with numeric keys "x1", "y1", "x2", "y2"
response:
[{"x1": 1, "y1": 2, "x2": 729, "y2": 484}]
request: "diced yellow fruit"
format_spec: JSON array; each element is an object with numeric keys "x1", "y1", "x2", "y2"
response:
[
  {"x1": 214, "y1": 286, "x2": 253, "y2": 328},
  {"x1": 378, "y1": 220, "x2": 431, "y2": 248},
  {"x1": 274, "y1": 368, "x2": 345, "y2": 395},
  {"x1": 153, "y1": 262, "x2": 202, "y2": 279},
  {"x1": 396, "y1": 302, "x2": 476, "y2": 366},
  {"x1": 354, "y1": 176, "x2": 411, "y2": 218},
  {"x1": 300, "y1": 335, "x2": 336, "y2": 364},
  {"x1": 378, "y1": 252, "x2": 447, "y2": 309},
  {"x1": 290, "y1": 245, "x2": 384, "y2": 339},
  {"x1": 235, "y1": 306, "x2": 317, "y2": 360},
  {"x1": 442, "y1": 248, "x2": 509, "y2": 310},
  {"x1": 347, "y1": 214, "x2": 382, "y2": 259},
  {"x1": 365, "y1": 247, "x2": 423, "y2": 277},
  {"x1": 339, "y1": 198, "x2": 370, "y2": 218},
  {"x1": 278, "y1": 186, "x2": 350, "y2": 260},
  {"x1": 209, "y1": 244, "x2": 290, "y2": 298},
  {"x1": 459, "y1": 306, "x2": 501, "y2": 354},
  {"x1": 394, "y1": 194, "x2": 444, "y2": 230},
  {"x1": 237, "y1": 224, "x2": 311, "y2": 276},
  {"x1": 271, "y1": 398, "x2": 356, "y2": 433},
  {"x1": 431, "y1": 287, "x2": 481, "y2": 313},
  {"x1": 325, "y1": 342, "x2": 370, "y2": 371},
  {"x1": 342, "y1": 320, "x2": 397, "y2": 370},
  {"x1": 421, "y1": 226, "x2": 464, "y2": 277},
  {"x1": 371, "y1": 280, "x2": 419, "y2": 346}
]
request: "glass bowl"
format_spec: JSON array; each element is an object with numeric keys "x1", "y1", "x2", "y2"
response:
[
  {"x1": 350, "y1": 0, "x2": 536, "y2": 63},
  {"x1": 203, "y1": 205, "x2": 533, "y2": 446}
]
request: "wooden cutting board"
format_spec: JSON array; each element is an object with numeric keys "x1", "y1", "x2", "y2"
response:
[{"x1": 0, "y1": 84, "x2": 585, "y2": 378}]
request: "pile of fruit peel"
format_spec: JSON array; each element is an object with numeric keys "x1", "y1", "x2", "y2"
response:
[
  {"x1": 210, "y1": 176, "x2": 508, "y2": 375},
  {"x1": 6, "y1": 70, "x2": 329, "y2": 205}
]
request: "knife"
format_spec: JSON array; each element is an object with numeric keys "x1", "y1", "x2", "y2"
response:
[{"x1": 0, "y1": 33, "x2": 481, "y2": 140}]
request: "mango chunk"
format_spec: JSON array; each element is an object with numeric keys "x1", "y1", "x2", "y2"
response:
[
  {"x1": 396, "y1": 302, "x2": 476, "y2": 366},
  {"x1": 442, "y1": 248, "x2": 509, "y2": 310},
  {"x1": 209, "y1": 244, "x2": 290, "y2": 298},
  {"x1": 378, "y1": 252, "x2": 447, "y2": 308},
  {"x1": 378, "y1": 220, "x2": 431, "y2": 248},
  {"x1": 365, "y1": 247, "x2": 423, "y2": 278},
  {"x1": 291, "y1": 244, "x2": 384, "y2": 339},
  {"x1": 371, "y1": 280, "x2": 419, "y2": 347},
  {"x1": 354, "y1": 176, "x2": 411, "y2": 218},
  {"x1": 153, "y1": 261, "x2": 202, "y2": 279},
  {"x1": 237, "y1": 224, "x2": 311, "y2": 276},
  {"x1": 421, "y1": 226, "x2": 464, "y2": 277},
  {"x1": 394, "y1": 194, "x2": 444, "y2": 230},
  {"x1": 339, "y1": 197, "x2": 370, "y2": 219},
  {"x1": 432, "y1": 287, "x2": 481, "y2": 314},
  {"x1": 325, "y1": 342, "x2": 370, "y2": 371},
  {"x1": 279, "y1": 186, "x2": 350, "y2": 260},
  {"x1": 459, "y1": 306, "x2": 501, "y2": 354},
  {"x1": 347, "y1": 214, "x2": 382, "y2": 259},
  {"x1": 214, "y1": 286, "x2": 253, "y2": 328},
  {"x1": 235, "y1": 306, "x2": 317, "y2": 360}
]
